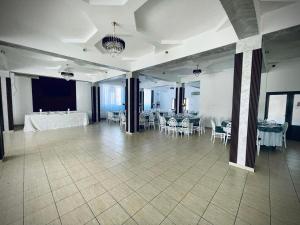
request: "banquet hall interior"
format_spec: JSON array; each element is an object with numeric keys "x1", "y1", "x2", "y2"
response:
[{"x1": 0, "y1": 1, "x2": 300, "y2": 225}]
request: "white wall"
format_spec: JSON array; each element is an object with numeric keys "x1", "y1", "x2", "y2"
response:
[
  {"x1": 12, "y1": 76, "x2": 33, "y2": 125},
  {"x1": 76, "y1": 81, "x2": 92, "y2": 119},
  {"x1": 199, "y1": 69, "x2": 234, "y2": 126},
  {"x1": 12, "y1": 77, "x2": 92, "y2": 125},
  {"x1": 258, "y1": 58, "x2": 300, "y2": 119}
]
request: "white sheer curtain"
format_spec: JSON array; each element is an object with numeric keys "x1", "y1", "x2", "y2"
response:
[
  {"x1": 100, "y1": 84, "x2": 125, "y2": 118},
  {"x1": 144, "y1": 89, "x2": 152, "y2": 111}
]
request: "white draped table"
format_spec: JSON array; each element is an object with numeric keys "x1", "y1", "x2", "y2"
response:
[{"x1": 24, "y1": 112, "x2": 89, "y2": 132}]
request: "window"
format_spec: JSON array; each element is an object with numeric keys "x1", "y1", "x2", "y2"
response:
[
  {"x1": 144, "y1": 89, "x2": 151, "y2": 111},
  {"x1": 100, "y1": 84, "x2": 125, "y2": 117}
]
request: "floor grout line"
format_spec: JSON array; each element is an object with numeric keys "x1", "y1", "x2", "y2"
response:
[{"x1": 39, "y1": 149, "x2": 63, "y2": 225}]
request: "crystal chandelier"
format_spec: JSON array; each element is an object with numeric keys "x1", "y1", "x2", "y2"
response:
[
  {"x1": 102, "y1": 22, "x2": 125, "y2": 57},
  {"x1": 61, "y1": 64, "x2": 74, "y2": 81},
  {"x1": 193, "y1": 65, "x2": 202, "y2": 77}
]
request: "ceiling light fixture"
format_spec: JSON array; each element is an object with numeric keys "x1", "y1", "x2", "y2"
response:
[
  {"x1": 193, "y1": 65, "x2": 202, "y2": 77},
  {"x1": 61, "y1": 64, "x2": 74, "y2": 81},
  {"x1": 102, "y1": 22, "x2": 125, "y2": 57}
]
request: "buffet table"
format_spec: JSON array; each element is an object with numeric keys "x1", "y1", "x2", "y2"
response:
[{"x1": 24, "y1": 112, "x2": 89, "y2": 132}]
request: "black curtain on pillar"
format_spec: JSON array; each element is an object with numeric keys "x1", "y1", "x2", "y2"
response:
[
  {"x1": 6, "y1": 78, "x2": 14, "y2": 130},
  {"x1": 245, "y1": 48, "x2": 263, "y2": 168},
  {"x1": 139, "y1": 90, "x2": 144, "y2": 112},
  {"x1": 0, "y1": 78, "x2": 4, "y2": 160},
  {"x1": 125, "y1": 80, "x2": 128, "y2": 132},
  {"x1": 175, "y1": 88, "x2": 178, "y2": 114},
  {"x1": 91, "y1": 86, "x2": 96, "y2": 123},
  {"x1": 179, "y1": 87, "x2": 185, "y2": 114},
  {"x1": 151, "y1": 90, "x2": 154, "y2": 109},
  {"x1": 97, "y1": 86, "x2": 101, "y2": 121}
]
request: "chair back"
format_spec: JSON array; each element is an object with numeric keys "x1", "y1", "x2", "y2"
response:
[
  {"x1": 149, "y1": 114, "x2": 155, "y2": 122},
  {"x1": 121, "y1": 113, "x2": 126, "y2": 122},
  {"x1": 211, "y1": 120, "x2": 216, "y2": 131},
  {"x1": 168, "y1": 117, "x2": 177, "y2": 127},
  {"x1": 283, "y1": 122, "x2": 289, "y2": 134},
  {"x1": 181, "y1": 118, "x2": 190, "y2": 128}
]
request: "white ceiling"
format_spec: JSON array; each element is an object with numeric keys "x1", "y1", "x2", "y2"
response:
[{"x1": 0, "y1": 0, "x2": 299, "y2": 82}]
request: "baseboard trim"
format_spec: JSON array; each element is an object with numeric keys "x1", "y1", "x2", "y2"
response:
[{"x1": 229, "y1": 162, "x2": 254, "y2": 172}]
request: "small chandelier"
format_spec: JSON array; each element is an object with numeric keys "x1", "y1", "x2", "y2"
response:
[
  {"x1": 61, "y1": 64, "x2": 74, "y2": 81},
  {"x1": 193, "y1": 65, "x2": 202, "y2": 77},
  {"x1": 102, "y1": 22, "x2": 125, "y2": 57}
]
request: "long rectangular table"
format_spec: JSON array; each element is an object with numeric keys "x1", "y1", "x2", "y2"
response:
[{"x1": 24, "y1": 112, "x2": 89, "y2": 132}]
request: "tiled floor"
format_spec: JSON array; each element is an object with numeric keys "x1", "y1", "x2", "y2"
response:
[{"x1": 0, "y1": 122, "x2": 299, "y2": 225}]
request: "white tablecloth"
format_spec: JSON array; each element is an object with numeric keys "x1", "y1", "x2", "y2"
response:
[
  {"x1": 24, "y1": 112, "x2": 89, "y2": 132},
  {"x1": 259, "y1": 131, "x2": 282, "y2": 147}
]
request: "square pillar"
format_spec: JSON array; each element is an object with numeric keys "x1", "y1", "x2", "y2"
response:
[
  {"x1": 229, "y1": 35, "x2": 263, "y2": 172},
  {"x1": 91, "y1": 83, "x2": 100, "y2": 123},
  {"x1": 125, "y1": 72, "x2": 139, "y2": 133},
  {"x1": 175, "y1": 83, "x2": 185, "y2": 114}
]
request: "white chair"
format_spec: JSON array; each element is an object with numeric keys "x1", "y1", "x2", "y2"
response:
[
  {"x1": 194, "y1": 117, "x2": 206, "y2": 136},
  {"x1": 168, "y1": 117, "x2": 178, "y2": 137},
  {"x1": 139, "y1": 114, "x2": 147, "y2": 130},
  {"x1": 159, "y1": 116, "x2": 167, "y2": 134},
  {"x1": 282, "y1": 122, "x2": 288, "y2": 149},
  {"x1": 149, "y1": 114, "x2": 155, "y2": 129},
  {"x1": 178, "y1": 118, "x2": 190, "y2": 139},
  {"x1": 211, "y1": 120, "x2": 225, "y2": 143},
  {"x1": 257, "y1": 130, "x2": 261, "y2": 156},
  {"x1": 224, "y1": 123, "x2": 231, "y2": 146},
  {"x1": 120, "y1": 113, "x2": 126, "y2": 130},
  {"x1": 107, "y1": 112, "x2": 113, "y2": 123}
]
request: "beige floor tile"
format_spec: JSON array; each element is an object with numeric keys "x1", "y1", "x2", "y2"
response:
[
  {"x1": 191, "y1": 183, "x2": 215, "y2": 202},
  {"x1": 119, "y1": 192, "x2": 147, "y2": 216},
  {"x1": 53, "y1": 183, "x2": 78, "y2": 202},
  {"x1": 47, "y1": 218, "x2": 62, "y2": 225},
  {"x1": 133, "y1": 204, "x2": 165, "y2": 225},
  {"x1": 211, "y1": 192, "x2": 240, "y2": 216},
  {"x1": 80, "y1": 182, "x2": 106, "y2": 201},
  {"x1": 123, "y1": 218, "x2": 138, "y2": 225},
  {"x1": 163, "y1": 183, "x2": 190, "y2": 202},
  {"x1": 150, "y1": 192, "x2": 178, "y2": 216},
  {"x1": 50, "y1": 176, "x2": 73, "y2": 191},
  {"x1": 160, "y1": 218, "x2": 176, "y2": 225},
  {"x1": 0, "y1": 203, "x2": 23, "y2": 225},
  {"x1": 203, "y1": 203, "x2": 235, "y2": 225},
  {"x1": 125, "y1": 176, "x2": 148, "y2": 191},
  {"x1": 24, "y1": 192, "x2": 54, "y2": 216},
  {"x1": 75, "y1": 176, "x2": 99, "y2": 191},
  {"x1": 97, "y1": 204, "x2": 130, "y2": 225},
  {"x1": 109, "y1": 183, "x2": 133, "y2": 202},
  {"x1": 237, "y1": 202, "x2": 270, "y2": 225},
  {"x1": 136, "y1": 183, "x2": 160, "y2": 201},
  {"x1": 88, "y1": 192, "x2": 116, "y2": 216},
  {"x1": 24, "y1": 203, "x2": 58, "y2": 225},
  {"x1": 167, "y1": 204, "x2": 200, "y2": 225},
  {"x1": 100, "y1": 177, "x2": 123, "y2": 190},
  {"x1": 149, "y1": 176, "x2": 171, "y2": 191},
  {"x1": 85, "y1": 218, "x2": 100, "y2": 225},
  {"x1": 56, "y1": 192, "x2": 85, "y2": 216},
  {"x1": 60, "y1": 204, "x2": 94, "y2": 225},
  {"x1": 2, "y1": 123, "x2": 300, "y2": 225},
  {"x1": 181, "y1": 192, "x2": 209, "y2": 216},
  {"x1": 198, "y1": 218, "x2": 213, "y2": 225}
]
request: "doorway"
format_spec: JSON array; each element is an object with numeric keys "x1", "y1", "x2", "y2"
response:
[{"x1": 265, "y1": 92, "x2": 300, "y2": 141}]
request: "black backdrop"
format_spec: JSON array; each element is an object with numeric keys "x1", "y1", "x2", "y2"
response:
[{"x1": 32, "y1": 77, "x2": 76, "y2": 112}]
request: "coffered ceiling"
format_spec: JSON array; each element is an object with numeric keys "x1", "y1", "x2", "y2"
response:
[{"x1": 0, "y1": 0, "x2": 299, "y2": 82}]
